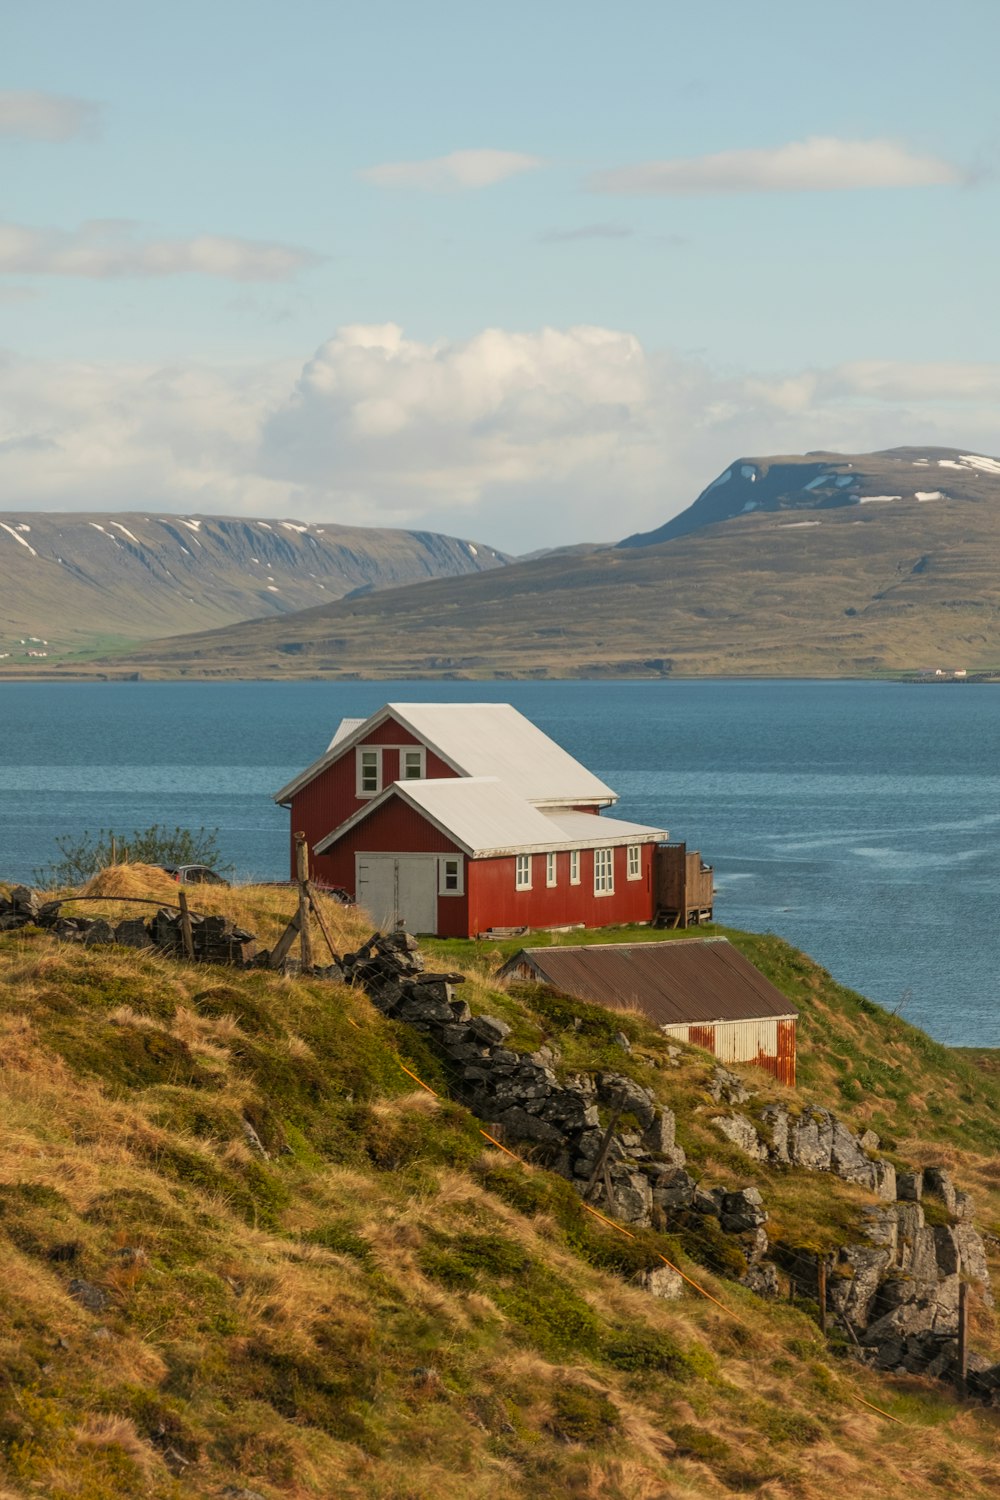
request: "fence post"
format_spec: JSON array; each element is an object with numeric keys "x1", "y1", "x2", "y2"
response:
[
  {"x1": 295, "y1": 832, "x2": 313, "y2": 972},
  {"x1": 817, "y1": 1258, "x2": 827, "y2": 1336},
  {"x1": 957, "y1": 1281, "x2": 969, "y2": 1398},
  {"x1": 177, "y1": 888, "x2": 195, "y2": 962}
]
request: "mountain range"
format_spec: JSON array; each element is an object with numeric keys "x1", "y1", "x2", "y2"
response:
[
  {"x1": 0, "y1": 512, "x2": 509, "y2": 660},
  {"x1": 6, "y1": 446, "x2": 1000, "y2": 678}
]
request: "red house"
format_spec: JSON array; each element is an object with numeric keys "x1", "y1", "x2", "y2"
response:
[{"x1": 274, "y1": 703, "x2": 668, "y2": 938}]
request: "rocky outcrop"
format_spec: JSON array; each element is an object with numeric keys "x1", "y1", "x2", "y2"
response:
[
  {"x1": 340, "y1": 932, "x2": 779, "y2": 1290},
  {"x1": 711, "y1": 1076, "x2": 896, "y2": 1200}
]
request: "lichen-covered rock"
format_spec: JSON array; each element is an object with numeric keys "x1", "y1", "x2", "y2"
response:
[
  {"x1": 923, "y1": 1166, "x2": 958, "y2": 1215},
  {"x1": 828, "y1": 1246, "x2": 891, "y2": 1329},
  {"x1": 896, "y1": 1169, "x2": 923, "y2": 1201},
  {"x1": 720, "y1": 1186, "x2": 767, "y2": 1234},
  {"x1": 708, "y1": 1066, "x2": 750, "y2": 1105},
  {"x1": 639, "y1": 1263, "x2": 684, "y2": 1299},
  {"x1": 789, "y1": 1108, "x2": 835, "y2": 1172},
  {"x1": 641, "y1": 1108, "x2": 676, "y2": 1155},
  {"x1": 741, "y1": 1260, "x2": 780, "y2": 1298},
  {"x1": 596, "y1": 1072, "x2": 656, "y2": 1129},
  {"x1": 713, "y1": 1112, "x2": 767, "y2": 1160}
]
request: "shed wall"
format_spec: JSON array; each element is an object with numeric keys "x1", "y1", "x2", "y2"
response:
[{"x1": 662, "y1": 1018, "x2": 796, "y2": 1087}]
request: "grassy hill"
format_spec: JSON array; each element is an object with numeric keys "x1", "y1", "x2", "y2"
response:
[
  {"x1": 0, "y1": 512, "x2": 508, "y2": 663},
  {"x1": 69, "y1": 485, "x2": 1000, "y2": 679},
  {"x1": 1, "y1": 871, "x2": 999, "y2": 1498}
]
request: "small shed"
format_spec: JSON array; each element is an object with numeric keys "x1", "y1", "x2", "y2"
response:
[{"x1": 499, "y1": 938, "x2": 797, "y2": 1085}]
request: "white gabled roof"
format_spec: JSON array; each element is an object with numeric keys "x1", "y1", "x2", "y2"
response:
[
  {"x1": 314, "y1": 777, "x2": 667, "y2": 860},
  {"x1": 327, "y1": 717, "x2": 366, "y2": 751},
  {"x1": 275, "y1": 701, "x2": 617, "y2": 807}
]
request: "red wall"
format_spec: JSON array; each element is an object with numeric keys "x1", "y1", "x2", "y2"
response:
[
  {"x1": 467, "y1": 843, "x2": 656, "y2": 937},
  {"x1": 287, "y1": 715, "x2": 456, "y2": 878},
  {"x1": 313, "y1": 795, "x2": 470, "y2": 938}
]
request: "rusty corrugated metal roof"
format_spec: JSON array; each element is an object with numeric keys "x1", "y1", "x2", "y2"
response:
[{"x1": 499, "y1": 939, "x2": 798, "y2": 1026}]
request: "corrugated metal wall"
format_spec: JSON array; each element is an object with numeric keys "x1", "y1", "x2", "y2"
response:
[{"x1": 661, "y1": 1018, "x2": 796, "y2": 1086}]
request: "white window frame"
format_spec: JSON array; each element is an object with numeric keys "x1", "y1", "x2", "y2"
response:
[
  {"x1": 515, "y1": 853, "x2": 532, "y2": 891},
  {"x1": 356, "y1": 746, "x2": 382, "y2": 797},
  {"x1": 400, "y1": 746, "x2": 426, "y2": 781},
  {"x1": 438, "y1": 856, "x2": 464, "y2": 896},
  {"x1": 546, "y1": 851, "x2": 557, "y2": 887},
  {"x1": 594, "y1": 847, "x2": 615, "y2": 896},
  {"x1": 569, "y1": 849, "x2": 580, "y2": 885},
  {"x1": 627, "y1": 844, "x2": 641, "y2": 881}
]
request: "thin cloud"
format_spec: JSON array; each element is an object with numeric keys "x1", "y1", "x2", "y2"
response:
[
  {"x1": 589, "y1": 136, "x2": 965, "y2": 195},
  {"x1": 360, "y1": 148, "x2": 542, "y2": 190},
  {"x1": 538, "y1": 223, "x2": 634, "y2": 243},
  {"x1": 0, "y1": 220, "x2": 323, "y2": 281},
  {"x1": 0, "y1": 90, "x2": 102, "y2": 142}
]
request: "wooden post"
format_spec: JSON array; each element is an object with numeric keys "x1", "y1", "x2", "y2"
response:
[
  {"x1": 177, "y1": 888, "x2": 195, "y2": 962},
  {"x1": 583, "y1": 1094, "x2": 625, "y2": 1203},
  {"x1": 110, "y1": 834, "x2": 117, "y2": 865},
  {"x1": 957, "y1": 1281, "x2": 969, "y2": 1398},
  {"x1": 295, "y1": 833, "x2": 313, "y2": 973},
  {"x1": 306, "y1": 883, "x2": 340, "y2": 966},
  {"x1": 817, "y1": 1258, "x2": 828, "y2": 1336},
  {"x1": 269, "y1": 909, "x2": 301, "y2": 969}
]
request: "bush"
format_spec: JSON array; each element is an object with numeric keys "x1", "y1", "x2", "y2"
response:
[{"x1": 35, "y1": 824, "x2": 223, "y2": 886}]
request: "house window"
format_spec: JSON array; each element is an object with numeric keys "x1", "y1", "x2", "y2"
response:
[
  {"x1": 594, "y1": 847, "x2": 614, "y2": 896},
  {"x1": 569, "y1": 849, "x2": 580, "y2": 885},
  {"x1": 515, "y1": 854, "x2": 532, "y2": 890},
  {"x1": 438, "y1": 857, "x2": 463, "y2": 895},
  {"x1": 546, "y1": 852, "x2": 557, "y2": 887},
  {"x1": 357, "y1": 747, "x2": 381, "y2": 796},
  {"x1": 401, "y1": 747, "x2": 425, "y2": 780},
  {"x1": 627, "y1": 844, "x2": 641, "y2": 880}
]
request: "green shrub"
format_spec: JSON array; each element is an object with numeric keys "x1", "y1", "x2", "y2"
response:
[{"x1": 546, "y1": 1383, "x2": 621, "y2": 1443}]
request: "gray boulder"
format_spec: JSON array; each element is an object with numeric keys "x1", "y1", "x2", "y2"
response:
[{"x1": 714, "y1": 1112, "x2": 767, "y2": 1160}]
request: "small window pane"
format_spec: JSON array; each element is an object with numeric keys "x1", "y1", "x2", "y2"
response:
[
  {"x1": 546, "y1": 852, "x2": 556, "y2": 886},
  {"x1": 403, "y1": 749, "x2": 423, "y2": 779}
]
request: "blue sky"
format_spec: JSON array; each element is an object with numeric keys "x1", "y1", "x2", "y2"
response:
[{"x1": 2, "y1": 0, "x2": 998, "y2": 549}]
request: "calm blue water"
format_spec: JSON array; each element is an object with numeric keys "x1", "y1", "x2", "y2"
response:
[{"x1": 1, "y1": 679, "x2": 998, "y2": 1047}]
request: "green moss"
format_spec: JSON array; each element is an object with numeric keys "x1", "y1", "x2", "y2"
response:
[
  {"x1": 602, "y1": 1324, "x2": 714, "y2": 1379},
  {"x1": 546, "y1": 1383, "x2": 621, "y2": 1444},
  {"x1": 671, "y1": 1423, "x2": 731, "y2": 1463},
  {"x1": 42, "y1": 1020, "x2": 217, "y2": 1093}
]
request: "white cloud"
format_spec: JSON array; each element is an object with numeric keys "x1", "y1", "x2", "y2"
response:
[
  {"x1": 1, "y1": 330, "x2": 998, "y2": 551},
  {"x1": 589, "y1": 136, "x2": 965, "y2": 195},
  {"x1": 0, "y1": 220, "x2": 322, "y2": 281},
  {"x1": 0, "y1": 90, "x2": 102, "y2": 142},
  {"x1": 359, "y1": 148, "x2": 542, "y2": 190}
]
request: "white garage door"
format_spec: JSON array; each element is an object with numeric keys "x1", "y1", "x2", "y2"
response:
[{"x1": 355, "y1": 854, "x2": 438, "y2": 935}]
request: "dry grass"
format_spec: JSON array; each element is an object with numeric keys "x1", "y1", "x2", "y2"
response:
[{"x1": 2, "y1": 869, "x2": 1000, "y2": 1497}]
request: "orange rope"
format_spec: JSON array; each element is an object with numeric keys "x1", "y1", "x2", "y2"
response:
[
  {"x1": 396, "y1": 1061, "x2": 440, "y2": 1098},
  {"x1": 476, "y1": 1128, "x2": 525, "y2": 1163},
  {"x1": 582, "y1": 1202, "x2": 636, "y2": 1238},
  {"x1": 362, "y1": 1027, "x2": 905, "y2": 1420},
  {"x1": 846, "y1": 1392, "x2": 908, "y2": 1427}
]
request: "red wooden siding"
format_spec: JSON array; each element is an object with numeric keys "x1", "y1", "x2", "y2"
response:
[
  {"x1": 288, "y1": 716, "x2": 456, "y2": 878},
  {"x1": 466, "y1": 844, "x2": 656, "y2": 936},
  {"x1": 313, "y1": 795, "x2": 470, "y2": 938}
]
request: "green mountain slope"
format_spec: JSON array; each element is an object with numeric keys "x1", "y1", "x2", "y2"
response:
[
  {"x1": 66, "y1": 444, "x2": 1000, "y2": 677},
  {"x1": 0, "y1": 512, "x2": 509, "y2": 660},
  {"x1": 1, "y1": 875, "x2": 999, "y2": 1498}
]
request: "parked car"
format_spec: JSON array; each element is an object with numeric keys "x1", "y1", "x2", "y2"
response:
[{"x1": 159, "y1": 864, "x2": 230, "y2": 887}]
